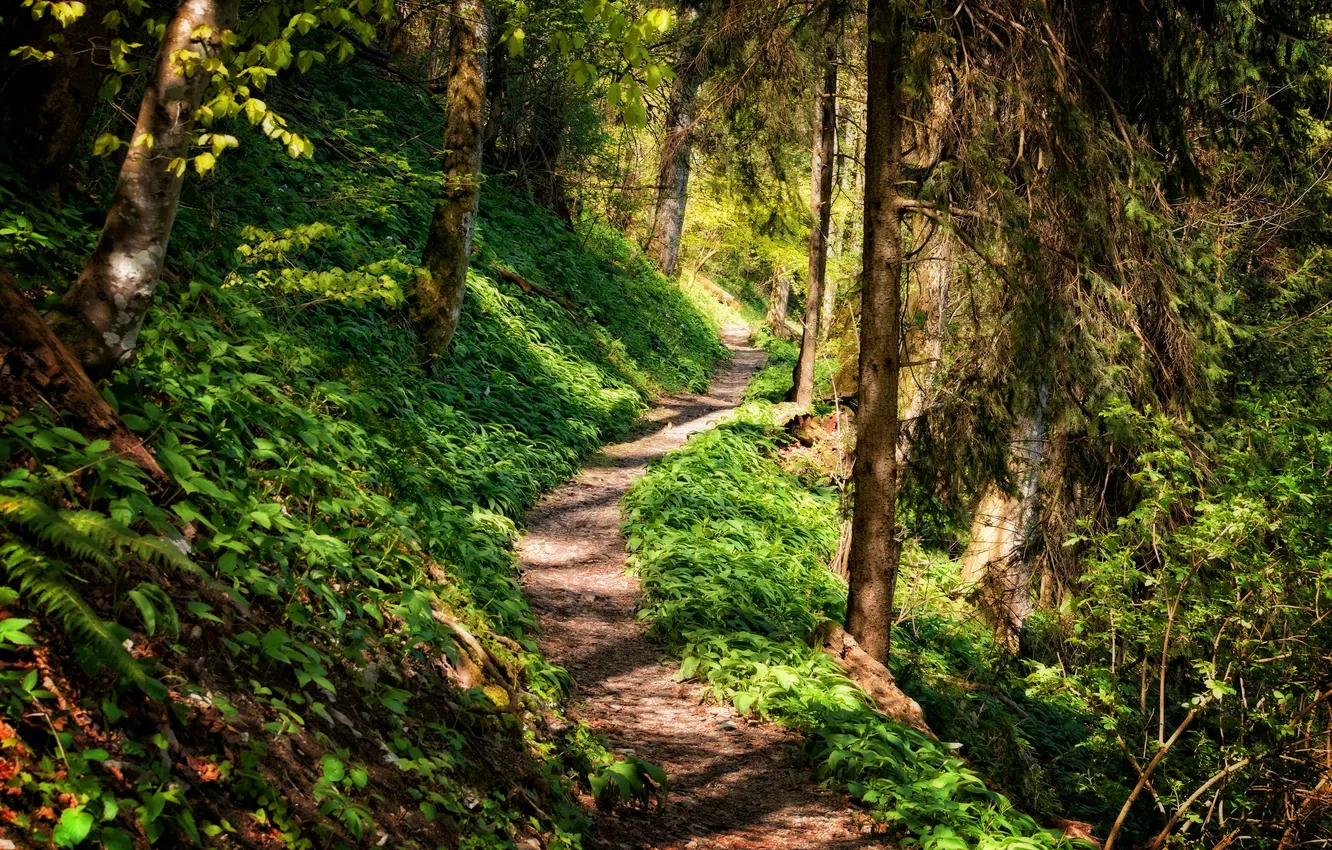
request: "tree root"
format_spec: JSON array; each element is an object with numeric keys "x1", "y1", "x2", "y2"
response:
[
  {"x1": 808, "y1": 621, "x2": 934, "y2": 737},
  {"x1": 0, "y1": 267, "x2": 167, "y2": 484},
  {"x1": 490, "y1": 265, "x2": 576, "y2": 315}
]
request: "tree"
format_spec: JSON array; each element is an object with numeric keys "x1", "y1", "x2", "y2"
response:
[
  {"x1": 843, "y1": 0, "x2": 904, "y2": 664},
  {"x1": 0, "y1": 0, "x2": 112, "y2": 198},
  {"x1": 0, "y1": 268, "x2": 164, "y2": 482},
  {"x1": 787, "y1": 39, "x2": 837, "y2": 408},
  {"x1": 764, "y1": 266, "x2": 793, "y2": 338},
  {"x1": 959, "y1": 380, "x2": 1048, "y2": 650},
  {"x1": 47, "y1": 0, "x2": 242, "y2": 377},
  {"x1": 647, "y1": 44, "x2": 706, "y2": 276},
  {"x1": 410, "y1": 0, "x2": 491, "y2": 356},
  {"x1": 897, "y1": 68, "x2": 953, "y2": 461}
]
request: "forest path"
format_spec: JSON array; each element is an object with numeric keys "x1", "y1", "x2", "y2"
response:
[{"x1": 518, "y1": 323, "x2": 891, "y2": 850}]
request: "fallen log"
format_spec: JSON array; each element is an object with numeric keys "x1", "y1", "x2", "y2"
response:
[
  {"x1": 490, "y1": 265, "x2": 576, "y2": 315},
  {"x1": 809, "y1": 620, "x2": 934, "y2": 737},
  {"x1": 0, "y1": 267, "x2": 167, "y2": 484}
]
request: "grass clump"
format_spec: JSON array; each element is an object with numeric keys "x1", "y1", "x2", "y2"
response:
[{"x1": 623, "y1": 406, "x2": 1087, "y2": 850}]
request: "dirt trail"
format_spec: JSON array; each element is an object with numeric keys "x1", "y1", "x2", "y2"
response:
[{"x1": 519, "y1": 324, "x2": 891, "y2": 850}]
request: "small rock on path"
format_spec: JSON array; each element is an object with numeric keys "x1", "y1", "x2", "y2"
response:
[{"x1": 519, "y1": 323, "x2": 892, "y2": 850}]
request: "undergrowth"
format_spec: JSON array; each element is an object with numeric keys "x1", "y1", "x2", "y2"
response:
[
  {"x1": 0, "y1": 65, "x2": 720, "y2": 848},
  {"x1": 741, "y1": 328, "x2": 837, "y2": 407},
  {"x1": 623, "y1": 406, "x2": 1090, "y2": 850}
]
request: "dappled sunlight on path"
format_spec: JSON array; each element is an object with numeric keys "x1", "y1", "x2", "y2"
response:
[{"x1": 519, "y1": 324, "x2": 894, "y2": 850}]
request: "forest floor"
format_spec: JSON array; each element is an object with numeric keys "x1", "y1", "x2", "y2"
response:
[{"x1": 519, "y1": 324, "x2": 893, "y2": 850}]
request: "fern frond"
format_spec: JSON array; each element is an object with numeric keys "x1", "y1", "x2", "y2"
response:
[
  {"x1": 124, "y1": 534, "x2": 210, "y2": 581},
  {"x1": 61, "y1": 510, "x2": 209, "y2": 581},
  {"x1": 1, "y1": 497, "x2": 115, "y2": 575},
  {"x1": 1, "y1": 541, "x2": 167, "y2": 700}
]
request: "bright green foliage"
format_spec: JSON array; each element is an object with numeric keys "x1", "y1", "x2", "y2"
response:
[
  {"x1": 623, "y1": 409, "x2": 1086, "y2": 849},
  {"x1": 0, "y1": 64, "x2": 720, "y2": 848},
  {"x1": 741, "y1": 328, "x2": 837, "y2": 406}
]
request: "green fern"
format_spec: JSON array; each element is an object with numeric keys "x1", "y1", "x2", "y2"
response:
[
  {"x1": 1, "y1": 542, "x2": 167, "y2": 700},
  {"x1": 0, "y1": 494, "x2": 210, "y2": 701},
  {"x1": 0, "y1": 496, "x2": 114, "y2": 576}
]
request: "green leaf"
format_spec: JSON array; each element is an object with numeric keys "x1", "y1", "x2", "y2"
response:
[
  {"x1": 127, "y1": 588, "x2": 157, "y2": 635},
  {"x1": 52, "y1": 806, "x2": 94, "y2": 847},
  {"x1": 321, "y1": 754, "x2": 345, "y2": 782}
]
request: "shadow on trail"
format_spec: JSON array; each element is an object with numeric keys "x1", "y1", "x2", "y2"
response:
[{"x1": 520, "y1": 326, "x2": 890, "y2": 849}]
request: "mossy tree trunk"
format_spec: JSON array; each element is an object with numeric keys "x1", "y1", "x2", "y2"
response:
[
  {"x1": 648, "y1": 58, "x2": 704, "y2": 277},
  {"x1": 411, "y1": 0, "x2": 489, "y2": 357},
  {"x1": 844, "y1": 0, "x2": 905, "y2": 665},
  {"x1": 49, "y1": 0, "x2": 240, "y2": 378},
  {"x1": 788, "y1": 47, "x2": 838, "y2": 407},
  {"x1": 765, "y1": 267, "x2": 792, "y2": 338}
]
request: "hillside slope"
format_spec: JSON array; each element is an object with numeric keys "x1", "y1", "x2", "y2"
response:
[{"x1": 0, "y1": 65, "x2": 726, "y2": 849}]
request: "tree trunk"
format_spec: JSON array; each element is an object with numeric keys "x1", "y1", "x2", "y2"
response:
[
  {"x1": 423, "y1": 7, "x2": 452, "y2": 82},
  {"x1": 410, "y1": 0, "x2": 490, "y2": 357},
  {"x1": 765, "y1": 268, "x2": 793, "y2": 338},
  {"x1": 810, "y1": 621, "x2": 932, "y2": 736},
  {"x1": 48, "y1": 0, "x2": 240, "y2": 378},
  {"x1": 898, "y1": 230, "x2": 952, "y2": 460},
  {"x1": 0, "y1": 0, "x2": 111, "y2": 197},
  {"x1": 960, "y1": 379, "x2": 1049, "y2": 650},
  {"x1": 0, "y1": 269, "x2": 165, "y2": 483},
  {"x1": 647, "y1": 58, "x2": 704, "y2": 277},
  {"x1": 898, "y1": 67, "x2": 955, "y2": 461},
  {"x1": 844, "y1": 0, "x2": 905, "y2": 665},
  {"x1": 788, "y1": 48, "x2": 838, "y2": 407},
  {"x1": 833, "y1": 118, "x2": 864, "y2": 291},
  {"x1": 480, "y1": 6, "x2": 507, "y2": 160}
]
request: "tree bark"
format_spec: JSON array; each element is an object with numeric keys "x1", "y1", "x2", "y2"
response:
[
  {"x1": 960, "y1": 379, "x2": 1049, "y2": 650},
  {"x1": 0, "y1": 269, "x2": 165, "y2": 483},
  {"x1": 898, "y1": 228, "x2": 952, "y2": 459},
  {"x1": 844, "y1": 0, "x2": 905, "y2": 665},
  {"x1": 410, "y1": 0, "x2": 490, "y2": 357},
  {"x1": 810, "y1": 621, "x2": 933, "y2": 736},
  {"x1": 48, "y1": 0, "x2": 240, "y2": 378},
  {"x1": 423, "y1": 6, "x2": 452, "y2": 82},
  {"x1": 0, "y1": 0, "x2": 111, "y2": 197},
  {"x1": 898, "y1": 68, "x2": 955, "y2": 460},
  {"x1": 647, "y1": 58, "x2": 704, "y2": 277},
  {"x1": 788, "y1": 48, "x2": 838, "y2": 407},
  {"x1": 765, "y1": 268, "x2": 793, "y2": 339}
]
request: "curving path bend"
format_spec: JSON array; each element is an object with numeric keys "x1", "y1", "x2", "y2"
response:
[{"x1": 518, "y1": 323, "x2": 893, "y2": 850}]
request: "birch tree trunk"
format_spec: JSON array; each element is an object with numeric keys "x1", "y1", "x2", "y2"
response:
[
  {"x1": 647, "y1": 58, "x2": 704, "y2": 277},
  {"x1": 49, "y1": 0, "x2": 239, "y2": 377},
  {"x1": 788, "y1": 48, "x2": 838, "y2": 407},
  {"x1": 844, "y1": 0, "x2": 905, "y2": 664},
  {"x1": 411, "y1": 0, "x2": 489, "y2": 357},
  {"x1": 960, "y1": 379, "x2": 1050, "y2": 650}
]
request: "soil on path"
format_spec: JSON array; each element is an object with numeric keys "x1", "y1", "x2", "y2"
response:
[{"x1": 518, "y1": 324, "x2": 891, "y2": 850}]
